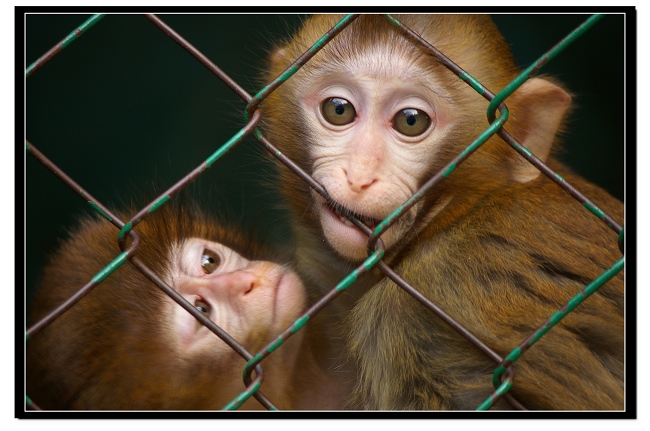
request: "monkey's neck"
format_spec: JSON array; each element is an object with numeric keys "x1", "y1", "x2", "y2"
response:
[
  {"x1": 254, "y1": 332, "x2": 348, "y2": 410},
  {"x1": 289, "y1": 342, "x2": 350, "y2": 410}
]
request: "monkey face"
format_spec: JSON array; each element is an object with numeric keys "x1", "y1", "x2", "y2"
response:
[
  {"x1": 297, "y1": 58, "x2": 455, "y2": 260},
  {"x1": 167, "y1": 237, "x2": 306, "y2": 358},
  {"x1": 27, "y1": 208, "x2": 318, "y2": 410}
]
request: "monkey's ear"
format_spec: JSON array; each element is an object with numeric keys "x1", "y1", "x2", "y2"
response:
[
  {"x1": 269, "y1": 45, "x2": 289, "y2": 70},
  {"x1": 508, "y1": 77, "x2": 572, "y2": 183}
]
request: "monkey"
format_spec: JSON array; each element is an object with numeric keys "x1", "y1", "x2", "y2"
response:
[
  {"x1": 261, "y1": 14, "x2": 625, "y2": 410},
  {"x1": 26, "y1": 199, "x2": 345, "y2": 410}
]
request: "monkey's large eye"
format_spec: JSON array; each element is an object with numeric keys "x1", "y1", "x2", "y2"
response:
[
  {"x1": 321, "y1": 97, "x2": 356, "y2": 126},
  {"x1": 392, "y1": 108, "x2": 431, "y2": 137},
  {"x1": 201, "y1": 249, "x2": 220, "y2": 274}
]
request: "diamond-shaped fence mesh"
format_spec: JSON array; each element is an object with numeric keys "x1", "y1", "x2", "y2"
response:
[{"x1": 23, "y1": 13, "x2": 626, "y2": 412}]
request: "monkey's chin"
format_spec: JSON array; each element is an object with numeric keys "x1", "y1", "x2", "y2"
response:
[{"x1": 319, "y1": 203, "x2": 389, "y2": 261}]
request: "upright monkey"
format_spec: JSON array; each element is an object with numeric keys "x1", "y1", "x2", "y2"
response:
[
  {"x1": 26, "y1": 200, "x2": 344, "y2": 410},
  {"x1": 263, "y1": 14, "x2": 624, "y2": 410}
]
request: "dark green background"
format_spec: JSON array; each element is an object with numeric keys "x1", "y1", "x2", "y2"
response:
[{"x1": 25, "y1": 13, "x2": 625, "y2": 308}]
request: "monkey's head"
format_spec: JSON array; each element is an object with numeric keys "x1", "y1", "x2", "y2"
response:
[
  {"x1": 262, "y1": 14, "x2": 571, "y2": 261},
  {"x1": 27, "y1": 200, "x2": 307, "y2": 409}
]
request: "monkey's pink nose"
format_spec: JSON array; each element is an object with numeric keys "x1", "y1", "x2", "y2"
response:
[
  {"x1": 343, "y1": 167, "x2": 378, "y2": 193},
  {"x1": 202, "y1": 270, "x2": 260, "y2": 297}
]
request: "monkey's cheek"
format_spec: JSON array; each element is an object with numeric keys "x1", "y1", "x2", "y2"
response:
[{"x1": 238, "y1": 270, "x2": 306, "y2": 351}]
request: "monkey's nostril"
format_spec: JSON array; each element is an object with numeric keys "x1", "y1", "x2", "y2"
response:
[{"x1": 243, "y1": 277, "x2": 260, "y2": 295}]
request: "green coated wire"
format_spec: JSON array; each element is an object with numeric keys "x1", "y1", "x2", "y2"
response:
[
  {"x1": 487, "y1": 14, "x2": 604, "y2": 121},
  {"x1": 477, "y1": 256, "x2": 624, "y2": 410},
  {"x1": 25, "y1": 14, "x2": 106, "y2": 77}
]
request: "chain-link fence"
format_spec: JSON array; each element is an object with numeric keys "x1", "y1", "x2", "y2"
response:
[{"x1": 23, "y1": 12, "x2": 627, "y2": 413}]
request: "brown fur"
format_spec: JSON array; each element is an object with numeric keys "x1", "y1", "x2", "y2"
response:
[
  {"x1": 26, "y1": 200, "x2": 344, "y2": 410},
  {"x1": 262, "y1": 14, "x2": 624, "y2": 410}
]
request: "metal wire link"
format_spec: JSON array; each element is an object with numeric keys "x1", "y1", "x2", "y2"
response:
[{"x1": 24, "y1": 13, "x2": 625, "y2": 412}]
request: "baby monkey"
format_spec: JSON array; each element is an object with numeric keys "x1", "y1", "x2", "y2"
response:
[
  {"x1": 26, "y1": 200, "x2": 343, "y2": 410},
  {"x1": 263, "y1": 14, "x2": 624, "y2": 410}
]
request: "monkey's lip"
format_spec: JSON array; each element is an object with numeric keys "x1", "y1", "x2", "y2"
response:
[
  {"x1": 271, "y1": 268, "x2": 307, "y2": 332},
  {"x1": 316, "y1": 194, "x2": 390, "y2": 259},
  {"x1": 324, "y1": 202, "x2": 382, "y2": 230}
]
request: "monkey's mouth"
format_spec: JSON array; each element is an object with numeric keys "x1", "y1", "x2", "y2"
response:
[
  {"x1": 324, "y1": 202, "x2": 382, "y2": 231},
  {"x1": 317, "y1": 194, "x2": 406, "y2": 259}
]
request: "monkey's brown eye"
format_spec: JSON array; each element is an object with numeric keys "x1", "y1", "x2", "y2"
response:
[
  {"x1": 392, "y1": 108, "x2": 431, "y2": 137},
  {"x1": 201, "y1": 249, "x2": 220, "y2": 274},
  {"x1": 321, "y1": 97, "x2": 356, "y2": 126},
  {"x1": 195, "y1": 299, "x2": 211, "y2": 317}
]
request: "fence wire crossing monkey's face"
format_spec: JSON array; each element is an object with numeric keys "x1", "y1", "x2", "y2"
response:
[
  {"x1": 297, "y1": 47, "x2": 455, "y2": 260},
  {"x1": 168, "y1": 237, "x2": 307, "y2": 357}
]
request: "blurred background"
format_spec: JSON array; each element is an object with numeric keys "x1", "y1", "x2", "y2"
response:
[{"x1": 24, "y1": 13, "x2": 626, "y2": 309}]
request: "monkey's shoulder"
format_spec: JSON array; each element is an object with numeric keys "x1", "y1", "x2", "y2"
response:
[{"x1": 396, "y1": 168, "x2": 623, "y2": 296}]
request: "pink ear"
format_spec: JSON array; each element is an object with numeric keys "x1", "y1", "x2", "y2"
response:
[
  {"x1": 509, "y1": 77, "x2": 572, "y2": 183},
  {"x1": 269, "y1": 46, "x2": 288, "y2": 69}
]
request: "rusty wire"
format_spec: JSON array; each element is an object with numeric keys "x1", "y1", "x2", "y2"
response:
[{"x1": 24, "y1": 13, "x2": 625, "y2": 412}]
